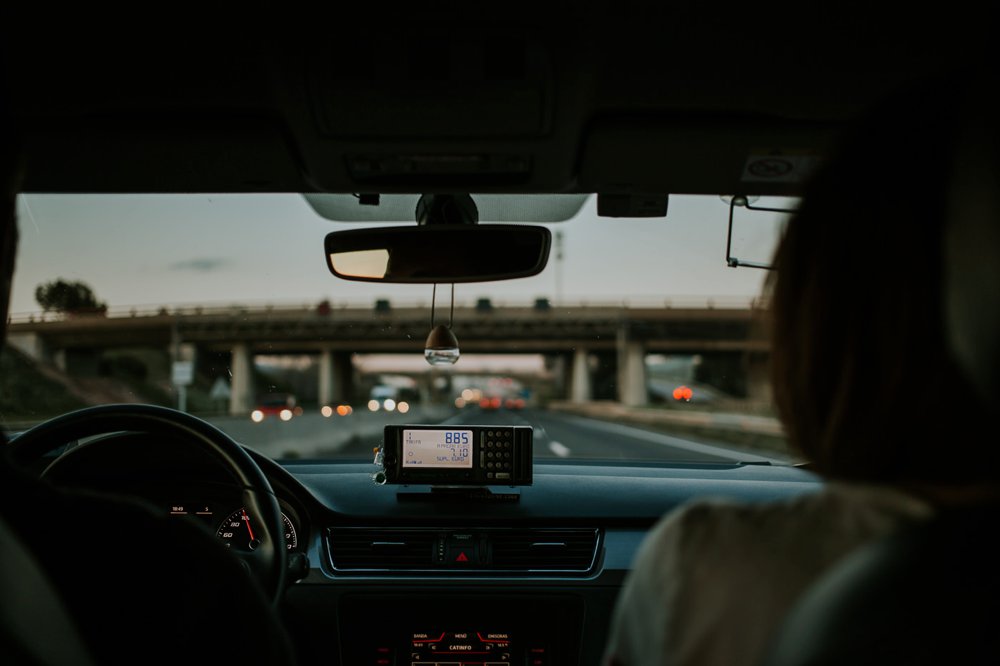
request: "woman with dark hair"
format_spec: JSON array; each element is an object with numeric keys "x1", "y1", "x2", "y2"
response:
[{"x1": 601, "y1": 75, "x2": 997, "y2": 666}]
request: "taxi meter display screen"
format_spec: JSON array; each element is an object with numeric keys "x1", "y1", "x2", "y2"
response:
[
  {"x1": 382, "y1": 424, "x2": 533, "y2": 485},
  {"x1": 409, "y1": 630, "x2": 511, "y2": 664},
  {"x1": 402, "y1": 429, "x2": 473, "y2": 468}
]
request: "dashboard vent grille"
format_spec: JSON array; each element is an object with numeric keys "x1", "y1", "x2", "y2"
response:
[
  {"x1": 328, "y1": 528, "x2": 437, "y2": 570},
  {"x1": 327, "y1": 527, "x2": 601, "y2": 574},
  {"x1": 490, "y1": 528, "x2": 599, "y2": 571}
]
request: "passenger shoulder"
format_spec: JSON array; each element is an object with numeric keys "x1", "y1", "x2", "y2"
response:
[{"x1": 639, "y1": 482, "x2": 932, "y2": 567}]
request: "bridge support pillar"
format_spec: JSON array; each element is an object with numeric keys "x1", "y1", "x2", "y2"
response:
[
  {"x1": 417, "y1": 376, "x2": 434, "y2": 405},
  {"x1": 6, "y1": 332, "x2": 52, "y2": 363},
  {"x1": 229, "y1": 343, "x2": 253, "y2": 416},
  {"x1": 569, "y1": 347, "x2": 592, "y2": 402},
  {"x1": 318, "y1": 349, "x2": 354, "y2": 405},
  {"x1": 172, "y1": 342, "x2": 197, "y2": 364},
  {"x1": 169, "y1": 323, "x2": 198, "y2": 412},
  {"x1": 548, "y1": 354, "x2": 569, "y2": 399},
  {"x1": 617, "y1": 328, "x2": 647, "y2": 407},
  {"x1": 744, "y1": 352, "x2": 772, "y2": 404}
]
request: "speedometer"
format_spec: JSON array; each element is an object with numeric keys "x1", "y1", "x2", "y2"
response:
[{"x1": 216, "y1": 508, "x2": 298, "y2": 551}]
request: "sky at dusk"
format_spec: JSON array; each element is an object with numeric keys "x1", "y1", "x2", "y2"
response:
[{"x1": 10, "y1": 193, "x2": 793, "y2": 317}]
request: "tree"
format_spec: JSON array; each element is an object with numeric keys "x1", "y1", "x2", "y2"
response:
[{"x1": 34, "y1": 279, "x2": 107, "y2": 315}]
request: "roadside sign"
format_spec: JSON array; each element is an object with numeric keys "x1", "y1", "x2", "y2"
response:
[
  {"x1": 172, "y1": 361, "x2": 194, "y2": 386},
  {"x1": 209, "y1": 376, "x2": 231, "y2": 400}
]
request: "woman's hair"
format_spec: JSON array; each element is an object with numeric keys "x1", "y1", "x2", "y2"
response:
[{"x1": 768, "y1": 75, "x2": 995, "y2": 484}]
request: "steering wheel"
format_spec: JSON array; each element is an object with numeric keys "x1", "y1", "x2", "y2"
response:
[{"x1": 6, "y1": 403, "x2": 288, "y2": 605}]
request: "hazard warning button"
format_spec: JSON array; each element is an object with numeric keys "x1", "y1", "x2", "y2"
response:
[
  {"x1": 447, "y1": 546, "x2": 475, "y2": 565},
  {"x1": 444, "y1": 535, "x2": 481, "y2": 566}
]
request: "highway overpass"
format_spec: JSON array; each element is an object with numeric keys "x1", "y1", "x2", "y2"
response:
[{"x1": 8, "y1": 301, "x2": 771, "y2": 414}]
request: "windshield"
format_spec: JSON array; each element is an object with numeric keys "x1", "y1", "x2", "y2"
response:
[{"x1": 3, "y1": 193, "x2": 799, "y2": 465}]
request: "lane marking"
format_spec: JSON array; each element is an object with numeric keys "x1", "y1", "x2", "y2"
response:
[{"x1": 548, "y1": 441, "x2": 571, "y2": 458}]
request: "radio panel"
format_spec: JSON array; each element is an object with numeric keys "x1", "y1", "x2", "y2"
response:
[{"x1": 380, "y1": 425, "x2": 533, "y2": 486}]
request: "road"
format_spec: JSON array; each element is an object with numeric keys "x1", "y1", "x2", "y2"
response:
[{"x1": 207, "y1": 406, "x2": 787, "y2": 464}]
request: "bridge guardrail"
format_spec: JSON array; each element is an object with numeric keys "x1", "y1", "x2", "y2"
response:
[{"x1": 8, "y1": 296, "x2": 766, "y2": 325}]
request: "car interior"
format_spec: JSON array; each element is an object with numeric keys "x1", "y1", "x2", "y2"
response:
[{"x1": 1, "y1": 5, "x2": 994, "y2": 666}]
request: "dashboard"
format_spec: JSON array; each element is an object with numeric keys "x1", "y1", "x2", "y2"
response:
[
  {"x1": 36, "y1": 431, "x2": 822, "y2": 666},
  {"x1": 267, "y1": 455, "x2": 819, "y2": 665}
]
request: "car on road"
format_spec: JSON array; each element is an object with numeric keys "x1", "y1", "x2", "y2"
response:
[
  {"x1": 0, "y1": 8, "x2": 988, "y2": 665},
  {"x1": 251, "y1": 393, "x2": 300, "y2": 423},
  {"x1": 367, "y1": 384, "x2": 408, "y2": 413}
]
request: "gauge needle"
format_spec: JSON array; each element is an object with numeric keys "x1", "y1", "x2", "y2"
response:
[{"x1": 241, "y1": 509, "x2": 256, "y2": 541}]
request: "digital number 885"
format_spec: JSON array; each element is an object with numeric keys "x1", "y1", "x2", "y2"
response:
[{"x1": 444, "y1": 432, "x2": 469, "y2": 445}]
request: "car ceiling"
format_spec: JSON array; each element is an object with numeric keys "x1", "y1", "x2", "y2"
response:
[{"x1": 1, "y1": 3, "x2": 987, "y2": 197}]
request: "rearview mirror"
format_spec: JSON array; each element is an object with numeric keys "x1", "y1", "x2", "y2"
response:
[{"x1": 324, "y1": 225, "x2": 552, "y2": 283}]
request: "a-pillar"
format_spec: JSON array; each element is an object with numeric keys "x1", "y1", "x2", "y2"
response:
[
  {"x1": 569, "y1": 347, "x2": 592, "y2": 402},
  {"x1": 617, "y1": 326, "x2": 647, "y2": 407},
  {"x1": 229, "y1": 343, "x2": 254, "y2": 416},
  {"x1": 318, "y1": 349, "x2": 354, "y2": 406}
]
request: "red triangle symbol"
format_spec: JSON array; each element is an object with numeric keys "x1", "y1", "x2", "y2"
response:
[{"x1": 455, "y1": 552, "x2": 469, "y2": 562}]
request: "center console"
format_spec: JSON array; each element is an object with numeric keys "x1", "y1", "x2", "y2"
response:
[{"x1": 337, "y1": 593, "x2": 584, "y2": 665}]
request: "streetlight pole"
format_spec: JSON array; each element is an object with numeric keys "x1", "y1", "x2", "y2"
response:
[{"x1": 554, "y1": 230, "x2": 564, "y2": 306}]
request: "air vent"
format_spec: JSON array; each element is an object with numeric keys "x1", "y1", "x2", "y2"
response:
[
  {"x1": 327, "y1": 527, "x2": 601, "y2": 574},
  {"x1": 328, "y1": 528, "x2": 437, "y2": 571},
  {"x1": 491, "y1": 529, "x2": 599, "y2": 571}
]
